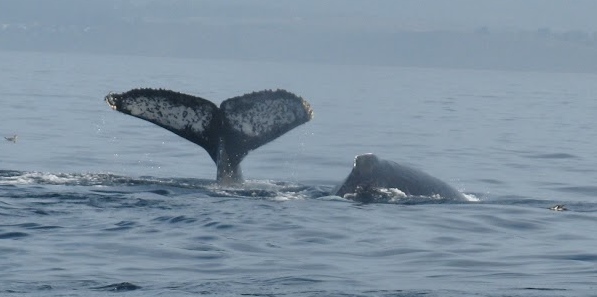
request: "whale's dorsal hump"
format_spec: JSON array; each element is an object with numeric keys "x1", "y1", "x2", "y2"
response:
[{"x1": 353, "y1": 153, "x2": 380, "y2": 175}]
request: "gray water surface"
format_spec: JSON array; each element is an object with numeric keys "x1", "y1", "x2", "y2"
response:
[{"x1": 1, "y1": 51, "x2": 596, "y2": 296}]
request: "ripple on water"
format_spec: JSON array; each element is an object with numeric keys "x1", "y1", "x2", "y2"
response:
[
  {"x1": 525, "y1": 153, "x2": 579, "y2": 159},
  {"x1": 152, "y1": 215, "x2": 198, "y2": 224},
  {"x1": 103, "y1": 220, "x2": 139, "y2": 231},
  {"x1": 0, "y1": 231, "x2": 29, "y2": 239},
  {"x1": 91, "y1": 282, "x2": 141, "y2": 292},
  {"x1": 553, "y1": 186, "x2": 597, "y2": 197}
]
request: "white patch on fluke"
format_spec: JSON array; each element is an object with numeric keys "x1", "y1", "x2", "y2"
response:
[
  {"x1": 123, "y1": 96, "x2": 212, "y2": 134},
  {"x1": 241, "y1": 122, "x2": 256, "y2": 137},
  {"x1": 223, "y1": 97, "x2": 302, "y2": 136}
]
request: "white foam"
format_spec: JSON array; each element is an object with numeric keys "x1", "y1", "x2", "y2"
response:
[
  {"x1": 0, "y1": 172, "x2": 79, "y2": 185},
  {"x1": 463, "y1": 193, "x2": 480, "y2": 202},
  {"x1": 383, "y1": 188, "x2": 408, "y2": 202},
  {"x1": 207, "y1": 179, "x2": 309, "y2": 201}
]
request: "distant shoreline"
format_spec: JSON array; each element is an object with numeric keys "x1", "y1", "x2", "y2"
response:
[{"x1": 2, "y1": 25, "x2": 597, "y2": 74}]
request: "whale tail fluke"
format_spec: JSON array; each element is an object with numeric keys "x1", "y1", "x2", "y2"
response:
[
  {"x1": 219, "y1": 89, "x2": 313, "y2": 168},
  {"x1": 105, "y1": 88, "x2": 313, "y2": 183}
]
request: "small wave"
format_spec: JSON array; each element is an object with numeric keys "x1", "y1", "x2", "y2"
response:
[
  {"x1": 526, "y1": 153, "x2": 578, "y2": 159},
  {"x1": 0, "y1": 170, "x2": 127, "y2": 186},
  {"x1": 0, "y1": 171, "x2": 333, "y2": 205},
  {"x1": 152, "y1": 215, "x2": 197, "y2": 224},
  {"x1": 0, "y1": 231, "x2": 29, "y2": 239},
  {"x1": 477, "y1": 178, "x2": 505, "y2": 185},
  {"x1": 0, "y1": 170, "x2": 214, "y2": 188},
  {"x1": 0, "y1": 171, "x2": 78, "y2": 185},
  {"x1": 553, "y1": 185, "x2": 597, "y2": 197},
  {"x1": 103, "y1": 220, "x2": 139, "y2": 232},
  {"x1": 205, "y1": 179, "x2": 320, "y2": 201},
  {"x1": 483, "y1": 196, "x2": 597, "y2": 213},
  {"x1": 263, "y1": 276, "x2": 324, "y2": 285},
  {"x1": 337, "y1": 186, "x2": 475, "y2": 205},
  {"x1": 522, "y1": 287, "x2": 568, "y2": 292},
  {"x1": 92, "y1": 282, "x2": 141, "y2": 292},
  {"x1": 2, "y1": 223, "x2": 62, "y2": 230},
  {"x1": 1, "y1": 170, "x2": 480, "y2": 205}
]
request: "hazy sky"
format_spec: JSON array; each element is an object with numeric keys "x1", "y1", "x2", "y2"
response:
[
  {"x1": 1, "y1": 0, "x2": 597, "y2": 31},
  {"x1": 2, "y1": 0, "x2": 597, "y2": 72}
]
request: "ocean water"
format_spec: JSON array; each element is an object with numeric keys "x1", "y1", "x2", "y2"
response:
[{"x1": 1, "y1": 50, "x2": 597, "y2": 296}]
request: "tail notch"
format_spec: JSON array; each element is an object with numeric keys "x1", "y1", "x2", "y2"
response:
[{"x1": 106, "y1": 88, "x2": 313, "y2": 183}]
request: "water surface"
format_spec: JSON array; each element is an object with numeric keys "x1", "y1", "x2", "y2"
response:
[{"x1": 1, "y1": 51, "x2": 596, "y2": 296}]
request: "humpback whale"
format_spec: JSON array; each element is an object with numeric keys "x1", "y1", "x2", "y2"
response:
[
  {"x1": 105, "y1": 88, "x2": 313, "y2": 184},
  {"x1": 334, "y1": 154, "x2": 466, "y2": 203}
]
